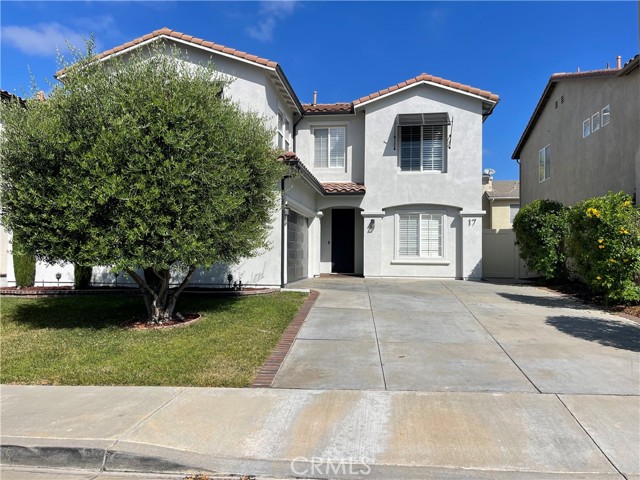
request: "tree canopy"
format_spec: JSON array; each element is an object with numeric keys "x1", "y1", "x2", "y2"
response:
[{"x1": 0, "y1": 41, "x2": 284, "y2": 322}]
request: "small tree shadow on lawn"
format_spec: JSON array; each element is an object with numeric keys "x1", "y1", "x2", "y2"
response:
[
  {"x1": 6, "y1": 293, "x2": 237, "y2": 330},
  {"x1": 546, "y1": 316, "x2": 640, "y2": 352}
]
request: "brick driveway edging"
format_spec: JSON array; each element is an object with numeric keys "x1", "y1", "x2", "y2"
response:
[{"x1": 251, "y1": 289, "x2": 319, "y2": 387}]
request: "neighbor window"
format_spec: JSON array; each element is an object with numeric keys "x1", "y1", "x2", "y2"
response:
[
  {"x1": 398, "y1": 213, "x2": 443, "y2": 258},
  {"x1": 314, "y1": 127, "x2": 345, "y2": 168},
  {"x1": 592, "y1": 112, "x2": 600, "y2": 133},
  {"x1": 509, "y1": 204, "x2": 520, "y2": 224},
  {"x1": 583, "y1": 119, "x2": 591, "y2": 138},
  {"x1": 539, "y1": 145, "x2": 550, "y2": 182},
  {"x1": 400, "y1": 125, "x2": 445, "y2": 172},
  {"x1": 602, "y1": 105, "x2": 610, "y2": 126}
]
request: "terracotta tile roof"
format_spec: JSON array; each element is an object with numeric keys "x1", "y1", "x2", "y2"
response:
[
  {"x1": 549, "y1": 69, "x2": 619, "y2": 81},
  {"x1": 512, "y1": 57, "x2": 638, "y2": 159},
  {"x1": 353, "y1": 73, "x2": 500, "y2": 106},
  {"x1": 89, "y1": 27, "x2": 279, "y2": 69},
  {"x1": 321, "y1": 182, "x2": 366, "y2": 195},
  {"x1": 303, "y1": 103, "x2": 353, "y2": 114},
  {"x1": 485, "y1": 180, "x2": 519, "y2": 199},
  {"x1": 277, "y1": 153, "x2": 365, "y2": 195}
]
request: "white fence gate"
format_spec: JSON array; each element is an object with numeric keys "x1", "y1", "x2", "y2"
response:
[{"x1": 482, "y1": 229, "x2": 536, "y2": 279}]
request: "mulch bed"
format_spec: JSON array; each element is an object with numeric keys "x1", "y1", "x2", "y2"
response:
[
  {"x1": 0, "y1": 286, "x2": 279, "y2": 297},
  {"x1": 121, "y1": 313, "x2": 202, "y2": 330}
]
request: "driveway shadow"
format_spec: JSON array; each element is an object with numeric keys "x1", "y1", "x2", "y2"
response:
[
  {"x1": 498, "y1": 292, "x2": 591, "y2": 310},
  {"x1": 546, "y1": 316, "x2": 640, "y2": 352}
]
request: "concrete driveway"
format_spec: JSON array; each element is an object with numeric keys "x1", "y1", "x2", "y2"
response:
[{"x1": 275, "y1": 277, "x2": 639, "y2": 394}]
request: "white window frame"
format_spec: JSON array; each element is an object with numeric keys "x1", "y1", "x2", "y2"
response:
[
  {"x1": 284, "y1": 118, "x2": 291, "y2": 151},
  {"x1": 509, "y1": 204, "x2": 520, "y2": 224},
  {"x1": 602, "y1": 105, "x2": 610, "y2": 126},
  {"x1": 277, "y1": 110, "x2": 285, "y2": 149},
  {"x1": 539, "y1": 144, "x2": 550, "y2": 182},
  {"x1": 398, "y1": 124, "x2": 447, "y2": 173},
  {"x1": 592, "y1": 112, "x2": 600, "y2": 133},
  {"x1": 583, "y1": 118, "x2": 591, "y2": 138},
  {"x1": 393, "y1": 211, "x2": 448, "y2": 264},
  {"x1": 312, "y1": 126, "x2": 346, "y2": 169}
]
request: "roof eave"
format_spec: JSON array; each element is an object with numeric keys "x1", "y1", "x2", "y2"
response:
[{"x1": 353, "y1": 80, "x2": 499, "y2": 110}]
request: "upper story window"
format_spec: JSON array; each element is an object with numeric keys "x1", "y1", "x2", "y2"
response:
[
  {"x1": 397, "y1": 113, "x2": 449, "y2": 173},
  {"x1": 539, "y1": 145, "x2": 550, "y2": 182},
  {"x1": 592, "y1": 112, "x2": 600, "y2": 133},
  {"x1": 602, "y1": 105, "x2": 610, "y2": 126},
  {"x1": 583, "y1": 105, "x2": 610, "y2": 138},
  {"x1": 284, "y1": 119, "x2": 291, "y2": 150},
  {"x1": 314, "y1": 127, "x2": 345, "y2": 168},
  {"x1": 277, "y1": 110, "x2": 286, "y2": 149}
]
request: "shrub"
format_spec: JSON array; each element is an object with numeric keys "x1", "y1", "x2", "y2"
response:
[
  {"x1": 513, "y1": 199, "x2": 569, "y2": 281},
  {"x1": 74, "y1": 265, "x2": 93, "y2": 289},
  {"x1": 12, "y1": 234, "x2": 36, "y2": 288},
  {"x1": 566, "y1": 191, "x2": 640, "y2": 303}
]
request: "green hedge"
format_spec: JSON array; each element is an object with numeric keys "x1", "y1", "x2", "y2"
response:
[
  {"x1": 12, "y1": 235, "x2": 36, "y2": 288},
  {"x1": 513, "y1": 199, "x2": 569, "y2": 281},
  {"x1": 566, "y1": 192, "x2": 640, "y2": 303}
]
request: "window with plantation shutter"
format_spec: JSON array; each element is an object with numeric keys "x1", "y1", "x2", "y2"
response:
[
  {"x1": 314, "y1": 127, "x2": 345, "y2": 168},
  {"x1": 398, "y1": 213, "x2": 444, "y2": 258},
  {"x1": 399, "y1": 124, "x2": 446, "y2": 172}
]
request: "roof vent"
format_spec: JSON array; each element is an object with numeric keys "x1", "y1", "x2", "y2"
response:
[{"x1": 313, "y1": 90, "x2": 317, "y2": 105}]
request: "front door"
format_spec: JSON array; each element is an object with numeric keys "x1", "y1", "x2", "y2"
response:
[{"x1": 331, "y1": 209, "x2": 355, "y2": 273}]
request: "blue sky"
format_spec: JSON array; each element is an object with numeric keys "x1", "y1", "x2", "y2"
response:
[{"x1": 1, "y1": 1, "x2": 638, "y2": 180}]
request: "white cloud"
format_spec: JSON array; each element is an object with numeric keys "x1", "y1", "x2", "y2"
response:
[
  {"x1": 246, "y1": 1, "x2": 297, "y2": 42},
  {"x1": 1, "y1": 21, "x2": 108, "y2": 57}
]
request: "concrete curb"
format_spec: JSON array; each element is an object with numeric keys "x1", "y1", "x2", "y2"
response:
[{"x1": 1, "y1": 441, "x2": 626, "y2": 480}]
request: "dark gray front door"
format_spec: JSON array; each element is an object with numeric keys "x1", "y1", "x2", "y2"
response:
[
  {"x1": 287, "y1": 210, "x2": 308, "y2": 283},
  {"x1": 331, "y1": 209, "x2": 355, "y2": 273}
]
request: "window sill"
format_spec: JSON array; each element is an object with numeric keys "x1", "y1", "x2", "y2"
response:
[
  {"x1": 397, "y1": 170, "x2": 446, "y2": 174},
  {"x1": 391, "y1": 259, "x2": 450, "y2": 266}
]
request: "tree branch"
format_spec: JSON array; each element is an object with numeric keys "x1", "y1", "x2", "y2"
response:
[
  {"x1": 126, "y1": 269, "x2": 157, "y2": 299},
  {"x1": 171, "y1": 265, "x2": 196, "y2": 299}
]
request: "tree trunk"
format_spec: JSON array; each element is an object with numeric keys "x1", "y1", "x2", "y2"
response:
[{"x1": 127, "y1": 266, "x2": 196, "y2": 324}]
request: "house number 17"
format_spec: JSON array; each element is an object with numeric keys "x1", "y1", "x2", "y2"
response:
[{"x1": 468, "y1": 219, "x2": 477, "y2": 226}]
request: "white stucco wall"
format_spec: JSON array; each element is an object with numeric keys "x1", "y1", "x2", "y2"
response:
[{"x1": 295, "y1": 113, "x2": 365, "y2": 183}]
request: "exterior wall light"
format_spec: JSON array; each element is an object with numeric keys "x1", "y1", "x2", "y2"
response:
[{"x1": 368, "y1": 219, "x2": 375, "y2": 232}]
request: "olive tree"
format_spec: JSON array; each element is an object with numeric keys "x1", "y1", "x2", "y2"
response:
[{"x1": 0, "y1": 41, "x2": 284, "y2": 323}]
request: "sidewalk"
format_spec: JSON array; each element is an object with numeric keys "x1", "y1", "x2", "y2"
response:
[{"x1": 1, "y1": 385, "x2": 637, "y2": 479}]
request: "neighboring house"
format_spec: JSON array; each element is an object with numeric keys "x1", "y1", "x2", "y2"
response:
[
  {"x1": 481, "y1": 173, "x2": 520, "y2": 229},
  {"x1": 5, "y1": 27, "x2": 500, "y2": 287},
  {"x1": 512, "y1": 54, "x2": 639, "y2": 207}
]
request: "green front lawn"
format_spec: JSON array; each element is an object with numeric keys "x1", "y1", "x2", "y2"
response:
[{"x1": 0, "y1": 292, "x2": 306, "y2": 386}]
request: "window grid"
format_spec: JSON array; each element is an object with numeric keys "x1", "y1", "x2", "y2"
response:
[
  {"x1": 539, "y1": 145, "x2": 550, "y2": 182},
  {"x1": 398, "y1": 213, "x2": 443, "y2": 258},
  {"x1": 400, "y1": 125, "x2": 445, "y2": 172},
  {"x1": 592, "y1": 112, "x2": 600, "y2": 132},
  {"x1": 314, "y1": 127, "x2": 345, "y2": 168}
]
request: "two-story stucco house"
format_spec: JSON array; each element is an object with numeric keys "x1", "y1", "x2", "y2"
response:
[
  {"x1": 512, "y1": 54, "x2": 639, "y2": 207},
  {"x1": 5, "y1": 27, "x2": 500, "y2": 287}
]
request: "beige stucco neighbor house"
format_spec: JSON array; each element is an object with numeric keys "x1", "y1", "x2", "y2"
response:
[
  {"x1": 5, "y1": 27, "x2": 500, "y2": 287},
  {"x1": 512, "y1": 54, "x2": 639, "y2": 207},
  {"x1": 481, "y1": 174, "x2": 520, "y2": 230}
]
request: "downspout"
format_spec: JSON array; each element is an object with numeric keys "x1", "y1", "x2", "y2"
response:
[
  {"x1": 280, "y1": 174, "x2": 292, "y2": 288},
  {"x1": 281, "y1": 111, "x2": 306, "y2": 288}
]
